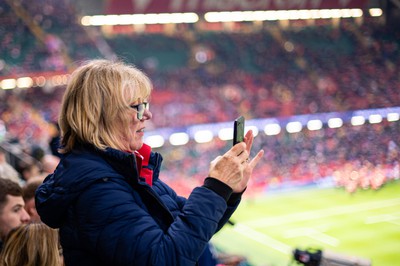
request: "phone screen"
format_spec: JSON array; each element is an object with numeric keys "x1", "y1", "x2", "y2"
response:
[{"x1": 233, "y1": 116, "x2": 245, "y2": 146}]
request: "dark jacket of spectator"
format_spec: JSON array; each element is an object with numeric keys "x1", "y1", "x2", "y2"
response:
[{"x1": 35, "y1": 144, "x2": 241, "y2": 265}]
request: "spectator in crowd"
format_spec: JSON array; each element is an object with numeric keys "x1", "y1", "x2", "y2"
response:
[
  {"x1": 0, "y1": 177, "x2": 30, "y2": 251},
  {"x1": 40, "y1": 154, "x2": 60, "y2": 176},
  {"x1": 29, "y1": 146, "x2": 60, "y2": 177},
  {"x1": 22, "y1": 177, "x2": 44, "y2": 223},
  {"x1": 0, "y1": 13, "x2": 397, "y2": 199},
  {"x1": 20, "y1": 161, "x2": 42, "y2": 183},
  {"x1": 0, "y1": 222, "x2": 63, "y2": 266},
  {"x1": 35, "y1": 59, "x2": 264, "y2": 265},
  {"x1": 0, "y1": 151, "x2": 20, "y2": 185}
]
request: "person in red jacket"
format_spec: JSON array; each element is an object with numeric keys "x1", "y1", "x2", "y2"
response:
[{"x1": 36, "y1": 59, "x2": 264, "y2": 265}]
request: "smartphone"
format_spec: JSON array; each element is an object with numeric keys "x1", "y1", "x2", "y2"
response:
[{"x1": 233, "y1": 116, "x2": 245, "y2": 146}]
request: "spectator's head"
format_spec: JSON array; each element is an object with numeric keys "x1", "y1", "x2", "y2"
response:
[
  {"x1": 0, "y1": 151, "x2": 20, "y2": 184},
  {"x1": 30, "y1": 146, "x2": 45, "y2": 162},
  {"x1": 20, "y1": 161, "x2": 41, "y2": 182},
  {"x1": 0, "y1": 222, "x2": 62, "y2": 265},
  {"x1": 41, "y1": 154, "x2": 60, "y2": 174},
  {"x1": 0, "y1": 178, "x2": 30, "y2": 240},
  {"x1": 22, "y1": 178, "x2": 44, "y2": 223},
  {"x1": 59, "y1": 59, "x2": 153, "y2": 153}
]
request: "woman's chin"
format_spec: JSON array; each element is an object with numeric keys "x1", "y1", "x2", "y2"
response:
[{"x1": 130, "y1": 141, "x2": 143, "y2": 152}]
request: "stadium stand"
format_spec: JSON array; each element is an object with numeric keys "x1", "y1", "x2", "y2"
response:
[{"x1": 0, "y1": 0, "x2": 399, "y2": 195}]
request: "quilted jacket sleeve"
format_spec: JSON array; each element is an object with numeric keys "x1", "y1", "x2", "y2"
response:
[
  {"x1": 157, "y1": 178, "x2": 241, "y2": 235},
  {"x1": 73, "y1": 178, "x2": 230, "y2": 266}
]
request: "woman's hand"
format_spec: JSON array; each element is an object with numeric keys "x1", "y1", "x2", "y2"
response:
[{"x1": 208, "y1": 130, "x2": 264, "y2": 193}]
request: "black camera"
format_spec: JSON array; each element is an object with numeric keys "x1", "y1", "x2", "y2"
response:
[{"x1": 292, "y1": 248, "x2": 372, "y2": 266}]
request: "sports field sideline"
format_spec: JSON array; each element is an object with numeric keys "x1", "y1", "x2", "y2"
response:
[{"x1": 212, "y1": 180, "x2": 400, "y2": 266}]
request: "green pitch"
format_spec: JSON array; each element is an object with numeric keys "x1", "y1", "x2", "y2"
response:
[{"x1": 211, "y1": 180, "x2": 400, "y2": 266}]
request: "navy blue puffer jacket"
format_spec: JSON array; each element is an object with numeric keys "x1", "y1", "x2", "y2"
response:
[{"x1": 35, "y1": 144, "x2": 241, "y2": 266}]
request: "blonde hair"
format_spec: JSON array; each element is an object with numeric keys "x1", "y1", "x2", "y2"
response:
[
  {"x1": 0, "y1": 223, "x2": 61, "y2": 266},
  {"x1": 59, "y1": 59, "x2": 152, "y2": 152}
]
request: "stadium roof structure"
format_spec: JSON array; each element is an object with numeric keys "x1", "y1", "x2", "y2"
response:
[
  {"x1": 105, "y1": 0, "x2": 374, "y2": 14},
  {"x1": 79, "y1": 0, "x2": 384, "y2": 27},
  {"x1": 73, "y1": 0, "x2": 398, "y2": 30}
]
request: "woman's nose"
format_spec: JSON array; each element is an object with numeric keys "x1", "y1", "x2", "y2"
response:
[{"x1": 142, "y1": 108, "x2": 152, "y2": 120}]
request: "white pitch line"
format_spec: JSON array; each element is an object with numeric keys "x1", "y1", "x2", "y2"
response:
[
  {"x1": 284, "y1": 227, "x2": 340, "y2": 246},
  {"x1": 233, "y1": 223, "x2": 292, "y2": 254},
  {"x1": 390, "y1": 220, "x2": 400, "y2": 226},
  {"x1": 284, "y1": 227, "x2": 316, "y2": 238},
  {"x1": 308, "y1": 232, "x2": 340, "y2": 246},
  {"x1": 246, "y1": 198, "x2": 400, "y2": 228},
  {"x1": 365, "y1": 211, "x2": 400, "y2": 224},
  {"x1": 230, "y1": 198, "x2": 400, "y2": 255}
]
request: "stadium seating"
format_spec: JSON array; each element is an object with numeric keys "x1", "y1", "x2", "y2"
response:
[{"x1": 0, "y1": 0, "x2": 399, "y2": 193}]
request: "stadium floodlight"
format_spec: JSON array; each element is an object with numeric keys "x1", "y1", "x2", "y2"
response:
[
  {"x1": 16, "y1": 77, "x2": 33, "y2": 88},
  {"x1": 286, "y1": 121, "x2": 302, "y2": 133},
  {"x1": 328, "y1": 118, "x2": 343, "y2": 128},
  {"x1": 218, "y1": 127, "x2": 234, "y2": 141},
  {"x1": 351, "y1": 116, "x2": 365, "y2": 126},
  {"x1": 169, "y1": 132, "x2": 189, "y2": 146},
  {"x1": 195, "y1": 51, "x2": 208, "y2": 63},
  {"x1": 309, "y1": 9, "x2": 322, "y2": 19},
  {"x1": 144, "y1": 107, "x2": 399, "y2": 147},
  {"x1": 341, "y1": 8, "x2": 363, "y2": 18},
  {"x1": 297, "y1": 10, "x2": 312, "y2": 20},
  {"x1": 369, "y1": 8, "x2": 383, "y2": 17},
  {"x1": 264, "y1": 123, "x2": 281, "y2": 136},
  {"x1": 194, "y1": 130, "x2": 213, "y2": 143},
  {"x1": 265, "y1": 10, "x2": 279, "y2": 21},
  {"x1": 246, "y1": 125, "x2": 259, "y2": 137},
  {"x1": 34, "y1": 76, "x2": 47, "y2": 87},
  {"x1": 15, "y1": 77, "x2": 31, "y2": 88},
  {"x1": 253, "y1": 10, "x2": 269, "y2": 21},
  {"x1": 0, "y1": 79, "x2": 16, "y2": 90},
  {"x1": 387, "y1": 112, "x2": 400, "y2": 122},
  {"x1": 81, "y1": 13, "x2": 198, "y2": 26},
  {"x1": 85, "y1": 15, "x2": 107, "y2": 26},
  {"x1": 287, "y1": 10, "x2": 300, "y2": 20},
  {"x1": 368, "y1": 114, "x2": 382, "y2": 124},
  {"x1": 307, "y1": 119, "x2": 323, "y2": 131},
  {"x1": 204, "y1": 11, "x2": 232, "y2": 22},
  {"x1": 319, "y1": 9, "x2": 333, "y2": 19},
  {"x1": 145, "y1": 135, "x2": 164, "y2": 148},
  {"x1": 230, "y1": 11, "x2": 250, "y2": 22},
  {"x1": 330, "y1": 9, "x2": 343, "y2": 18},
  {"x1": 204, "y1": 8, "x2": 365, "y2": 23},
  {"x1": 350, "y1": 8, "x2": 363, "y2": 17},
  {"x1": 49, "y1": 75, "x2": 68, "y2": 86},
  {"x1": 276, "y1": 10, "x2": 291, "y2": 20}
]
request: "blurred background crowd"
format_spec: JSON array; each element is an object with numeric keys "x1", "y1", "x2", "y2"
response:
[{"x1": 0, "y1": 0, "x2": 399, "y2": 197}]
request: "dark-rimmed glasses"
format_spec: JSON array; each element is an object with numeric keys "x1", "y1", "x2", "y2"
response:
[{"x1": 130, "y1": 102, "x2": 149, "y2": 120}]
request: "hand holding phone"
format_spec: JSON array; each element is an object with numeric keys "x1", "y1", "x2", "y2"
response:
[
  {"x1": 233, "y1": 116, "x2": 245, "y2": 146},
  {"x1": 209, "y1": 114, "x2": 264, "y2": 193}
]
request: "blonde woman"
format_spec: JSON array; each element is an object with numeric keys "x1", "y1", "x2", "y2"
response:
[
  {"x1": 35, "y1": 59, "x2": 264, "y2": 265},
  {"x1": 0, "y1": 222, "x2": 62, "y2": 266}
]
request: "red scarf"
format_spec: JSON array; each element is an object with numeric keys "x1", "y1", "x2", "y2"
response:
[{"x1": 134, "y1": 144, "x2": 153, "y2": 186}]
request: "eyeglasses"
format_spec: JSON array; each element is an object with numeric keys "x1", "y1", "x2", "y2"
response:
[{"x1": 130, "y1": 102, "x2": 149, "y2": 120}]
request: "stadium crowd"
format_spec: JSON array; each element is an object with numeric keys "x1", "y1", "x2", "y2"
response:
[
  {"x1": 0, "y1": 0, "x2": 101, "y2": 75},
  {"x1": 0, "y1": 0, "x2": 399, "y2": 196},
  {"x1": 155, "y1": 120, "x2": 400, "y2": 197}
]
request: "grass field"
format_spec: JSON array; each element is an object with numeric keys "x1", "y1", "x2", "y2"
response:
[{"x1": 211, "y1": 180, "x2": 400, "y2": 266}]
